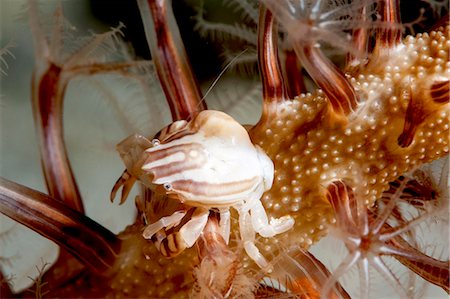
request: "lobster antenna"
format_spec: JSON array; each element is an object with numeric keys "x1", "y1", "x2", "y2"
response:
[{"x1": 197, "y1": 48, "x2": 249, "y2": 108}]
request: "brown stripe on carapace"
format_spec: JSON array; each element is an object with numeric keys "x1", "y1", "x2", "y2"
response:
[
  {"x1": 171, "y1": 177, "x2": 259, "y2": 198},
  {"x1": 145, "y1": 144, "x2": 206, "y2": 180},
  {"x1": 150, "y1": 159, "x2": 205, "y2": 182},
  {"x1": 145, "y1": 142, "x2": 204, "y2": 162},
  {"x1": 430, "y1": 80, "x2": 449, "y2": 104}
]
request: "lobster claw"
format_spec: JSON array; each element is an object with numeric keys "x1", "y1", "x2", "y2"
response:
[{"x1": 110, "y1": 169, "x2": 137, "y2": 205}]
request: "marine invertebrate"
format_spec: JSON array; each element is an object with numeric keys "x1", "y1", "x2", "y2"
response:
[
  {"x1": 323, "y1": 179, "x2": 448, "y2": 298},
  {"x1": 0, "y1": 0, "x2": 448, "y2": 298},
  {"x1": 111, "y1": 110, "x2": 294, "y2": 267}
]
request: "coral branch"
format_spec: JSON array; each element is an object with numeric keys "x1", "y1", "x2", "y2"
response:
[
  {"x1": 137, "y1": 0, "x2": 206, "y2": 121},
  {"x1": 374, "y1": 0, "x2": 402, "y2": 50},
  {"x1": 262, "y1": 0, "x2": 361, "y2": 116},
  {"x1": 0, "y1": 177, "x2": 121, "y2": 274},
  {"x1": 284, "y1": 50, "x2": 306, "y2": 98},
  {"x1": 257, "y1": 5, "x2": 287, "y2": 103},
  {"x1": 346, "y1": 6, "x2": 369, "y2": 71},
  {"x1": 298, "y1": 45, "x2": 359, "y2": 116},
  {"x1": 389, "y1": 228, "x2": 450, "y2": 293},
  {"x1": 32, "y1": 63, "x2": 84, "y2": 212},
  {"x1": 27, "y1": 0, "x2": 91, "y2": 213}
]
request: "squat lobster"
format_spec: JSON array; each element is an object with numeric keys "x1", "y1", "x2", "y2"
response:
[{"x1": 111, "y1": 110, "x2": 294, "y2": 268}]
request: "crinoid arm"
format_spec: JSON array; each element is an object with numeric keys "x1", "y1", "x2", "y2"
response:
[
  {"x1": 0, "y1": 177, "x2": 121, "y2": 273},
  {"x1": 388, "y1": 230, "x2": 450, "y2": 293},
  {"x1": 257, "y1": 6, "x2": 288, "y2": 103},
  {"x1": 261, "y1": 0, "x2": 374, "y2": 116},
  {"x1": 137, "y1": 0, "x2": 205, "y2": 120}
]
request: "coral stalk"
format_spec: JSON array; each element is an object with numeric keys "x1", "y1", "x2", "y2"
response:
[
  {"x1": 262, "y1": 0, "x2": 361, "y2": 116},
  {"x1": 389, "y1": 232, "x2": 450, "y2": 293},
  {"x1": 284, "y1": 50, "x2": 306, "y2": 98},
  {"x1": 257, "y1": 5, "x2": 287, "y2": 103},
  {"x1": 31, "y1": 64, "x2": 84, "y2": 212},
  {"x1": 28, "y1": 0, "x2": 84, "y2": 213},
  {"x1": 374, "y1": 0, "x2": 402, "y2": 50},
  {"x1": 298, "y1": 45, "x2": 359, "y2": 116},
  {"x1": 346, "y1": 6, "x2": 369, "y2": 71},
  {"x1": 137, "y1": 0, "x2": 206, "y2": 121},
  {"x1": 0, "y1": 177, "x2": 121, "y2": 274}
]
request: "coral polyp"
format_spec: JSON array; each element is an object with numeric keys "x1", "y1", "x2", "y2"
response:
[
  {"x1": 0, "y1": 0, "x2": 448, "y2": 298},
  {"x1": 323, "y1": 179, "x2": 448, "y2": 298}
]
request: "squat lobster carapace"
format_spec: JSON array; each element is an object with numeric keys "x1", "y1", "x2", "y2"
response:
[{"x1": 111, "y1": 110, "x2": 295, "y2": 268}]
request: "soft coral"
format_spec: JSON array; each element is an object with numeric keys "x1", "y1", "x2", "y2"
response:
[{"x1": 322, "y1": 179, "x2": 449, "y2": 299}]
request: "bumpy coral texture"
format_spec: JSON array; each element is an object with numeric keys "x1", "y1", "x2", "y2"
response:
[
  {"x1": 105, "y1": 27, "x2": 448, "y2": 298},
  {"x1": 248, "y1": 26, "x2": 449, "y2": 261}
]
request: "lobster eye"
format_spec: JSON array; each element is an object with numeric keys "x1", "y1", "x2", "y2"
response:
[
  {"x1": 163, "y1": 183, "x2": 173, "y2": 191},
  {"x1": 151, "y1": 139, "x2": 161, "y2": 147}
]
